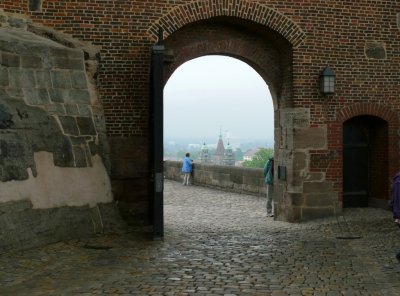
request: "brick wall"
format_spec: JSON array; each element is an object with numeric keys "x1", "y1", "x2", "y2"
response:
[
  {"x1": 1, "y1": 1, "x2": 400, "y2": 223},
  {"x1": 2, "y1": 0, "x2": 398, "y2": 140}
]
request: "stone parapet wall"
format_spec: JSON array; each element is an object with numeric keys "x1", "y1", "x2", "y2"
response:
[{"x1": 164, "y1": 161, "x2": 266, "y2": 196}]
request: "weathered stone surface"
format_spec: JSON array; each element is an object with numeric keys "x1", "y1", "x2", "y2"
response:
[
  {"x1": 77, "y1": 104, "x2": 91, "y2": 116},
  {"x1": 230, "y1": 169, "x2": 244, "y2": 184},
  {"x1": 51, "y1": 70, "x2": 71, "y2": 88},
  {"x1": 287, "y1": 169, "x2": 303, "y2": 187},
  {"x1": 48, "y1": 88, "x2": 68, "y2": 103},
  {"x1": 0, "y1": 200, "x2": 126, "y2": 252},
  {"x1": 9, "y1": 68, "x2": 36, "y2": 88},
  {"x1": 164, "y1": 161, "x2": 265, "y2": 196},
  {"x1": 0, "y1": 67, "x2": 9, "y2": 86},
  {"x1": 21, "y1": 55, "x2": 42, "y2": 68},
  {"x1": 35, "y1": 70, "x2": 52, "y2": 88},
  {"x1": 76, "y1": 116, "x2": 96, "y2": 135},
  {"x1": 0, "y1": 133, "x2": 34, "y2": 181},
  {"x1": 65, "y1": 104, "x2": 79, "y2": 115},
  {"x1": 289, "y1": 192, "x2": 304, "y2": 206},
  {"x1": 53, "y1": 135, "x2": 74, "y2": 167},
  {"x1": 6, "y1": 87, "x2": 23, "y2": 98},
  {"x1": 293, "y1": 127, "x2": 326, "y2": 149},
  {"x1": 280, "y1": 108, "x2": 310, "y2": 128},
  {"x1": 293, "y1": 151, "x2": 307, "y2": 170},
  {"x1": 0, "y1": 105, "x2": 13, "y2": 128},
  {"x1": 304, "y1": 172, "x2": 324, "y2": 181},
  {"x1": 50, "y1": 47, "x2": 83, "y2": 60},
  {"x1": 52, "y1": 56, "x2": 84, "y2": 70},
  {"x1": 6, "y1": 16, "x2": 27, "y2": 29},
  {"x1": 58, "y1": 115, "x2": 79, "y2": 136},
  {"x1": 301, "y1": 206, "x2": 335, "y2": 220},
  {"x1": 304, "y1": 192, "x2": 337, "y2": 207},
  {"x1": 0, "y1": 26, "x2": 105, "y2": 179},
  {"x1": 303, "y1": 181, "x2": 333, "y2": 193},
  {"x1": 46, "y1": 103, "x2": 65, "y2": 115},
  {"x1": 365, "y1": 41, "x2": 386, "y2": 59},
  {"x1": 398, "y1": 13, "x2": 400, "y2": 29},
  {"x1": 1, "y1": 52, "x2": 20, "y2": 67},
  {"x1": 70, "y1": 71, "x2": 88, "y2": 89},
  {"x1": 73, "y1": 145, "x2": 88, "y2": 167},
  {"x1": 23, "y1": 88, "x2": 50, "y2": 105},
  {"x1": 68, "y1": 89, "x2": 90, "y2": 104}
]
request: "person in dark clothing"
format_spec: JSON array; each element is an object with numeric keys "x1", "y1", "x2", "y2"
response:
[
  {"x1": 263, "y1": 157, "x2": 274, "y2": 217},
  {"x1": 390, "y1": 172, "x2": 400, "y2": 262}
]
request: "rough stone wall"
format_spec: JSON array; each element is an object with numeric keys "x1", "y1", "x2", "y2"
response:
[
  {"x1": 164, "y1": 161, "x2": 266, "y2": 196},
  {"x1": 0, "y1": 1, "x2": 399, "y2": 223},
  {"x1": 0, "y1": 13, "x2": 125, "y2": 250},
  {"x1": 0, "y1": 15, "x2": 107, "y2": 174}
]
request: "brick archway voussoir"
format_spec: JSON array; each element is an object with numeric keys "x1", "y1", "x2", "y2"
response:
[
  {"x1": 147, "y1": 0, "x2": 306, "y2": 48},
  {"x1": 336, "y1": 102, "x2": 398, "y2": 125}
]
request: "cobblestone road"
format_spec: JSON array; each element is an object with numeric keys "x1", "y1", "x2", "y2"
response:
[{"x1": 0, "y1": 180, "x2": 399, "y2": 295}]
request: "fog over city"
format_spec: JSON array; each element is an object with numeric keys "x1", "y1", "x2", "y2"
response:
[{"x1": 164, "y1": 55, "x2": 274, "y2": 146}]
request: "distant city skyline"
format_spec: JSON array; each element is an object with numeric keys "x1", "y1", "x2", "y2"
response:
[{"x1": 164, "y1": 55, "x2": 274, "y2": 142}]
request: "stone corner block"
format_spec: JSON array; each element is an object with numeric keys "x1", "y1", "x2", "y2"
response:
[
  {"x1": 293, "y1": 127, "x2": 326, "y2": 149},
  {"x1": 303, "y1": 181, "x2": 333, "y2": 193},
  {"x1": 301, "y1": 207, "x2": 335, "y2": 221}
]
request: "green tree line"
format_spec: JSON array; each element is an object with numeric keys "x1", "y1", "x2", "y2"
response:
[{"x1": 242, "y1": 148, "x2": 274, "y2": 168}]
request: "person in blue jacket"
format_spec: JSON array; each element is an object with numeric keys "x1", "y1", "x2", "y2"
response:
[
  {"x1": 182, "y1": 152, "x2": 193, "y2": 186},
  {"x1": 263, "y1": 157, "x2": 274, "y2": 217},
  {"x1": 390, "y1": 172, "x2": 400, "y2": 261}
]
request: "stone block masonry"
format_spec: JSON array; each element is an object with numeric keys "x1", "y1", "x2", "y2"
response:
[
  {"x1": 0, "y1": 26, "x2": 101, "y2": 176},
  {"x1": 0, "y1": 13, "x2": 123, "y2": 251}
]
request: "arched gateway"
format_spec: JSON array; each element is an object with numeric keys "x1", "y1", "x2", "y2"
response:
[
  {"x1": 0, "y1": 1, "x2": 399, "y2": 246},
  {"x1": 149, "y1": 2, "x2": 334, "y2": 231}
]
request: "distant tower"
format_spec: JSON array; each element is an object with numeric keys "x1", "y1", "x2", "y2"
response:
[
  {"x1": 214, "y1": 132, "x2": 225, "y2": 165},
  {"x1": 199, "y1": 142, "x2": 211, "y2": 164},
  {"x1": 223, "y1": 140, "x2": 235, "y2": 166}
]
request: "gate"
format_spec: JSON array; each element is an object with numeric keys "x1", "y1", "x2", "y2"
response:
[
  {"x1": 149, "y1": 29, "x2": 165, "y2": 239},
  {"x1": 343, "y1": 117, "x2": 370, "y2": 207}
]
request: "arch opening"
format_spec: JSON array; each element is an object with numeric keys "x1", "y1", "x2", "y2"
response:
[
  {"x1": 343, "y1": 115, "x2": 389, "y2": 208},
  {"x1": 163, "y1": 16, "x2": 293, "y2": 109},
  {"x1": 164, "y1": 55, "x2": 274, "y2": 147},
  {"x1": 154, "y1": 14, "x2": 297, "y2": 226}
]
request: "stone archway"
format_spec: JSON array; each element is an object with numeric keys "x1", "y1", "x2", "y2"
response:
[
  {"x1": 163, "y1": 17, "x2": 292, "y2": 108},
  {"x1": 147, "y1": 1, "x2": 352, "y2": 223},
  {"x1": 154, "y1": 13, "x2": 308, "y2": 222}
]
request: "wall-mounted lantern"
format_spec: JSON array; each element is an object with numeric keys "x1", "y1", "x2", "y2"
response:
[{"x1": 319, "y1": 66, "x2": 335, "y2": 94}]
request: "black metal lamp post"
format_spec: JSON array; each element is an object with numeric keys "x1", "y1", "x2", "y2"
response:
[{"x1": 319, "y1": 66, "x2": 335, "y2": 94}]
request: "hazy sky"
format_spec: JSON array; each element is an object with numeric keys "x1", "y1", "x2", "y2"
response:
[{"x1": 164, "y1": 55, "x2": 274, "y2": 142}]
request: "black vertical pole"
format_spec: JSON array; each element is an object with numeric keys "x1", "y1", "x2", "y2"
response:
[{"x1": 150, "y1": 29, "x2": 165, "y2": 239}]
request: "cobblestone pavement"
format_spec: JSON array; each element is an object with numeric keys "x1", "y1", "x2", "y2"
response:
[{"x1": 0, "y1": 180, "x2": 400, "y2": 296}]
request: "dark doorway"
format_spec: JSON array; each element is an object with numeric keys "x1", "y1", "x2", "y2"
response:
[{"x1": 343, "y1": 116, "x2": 388, "y2": 207}]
